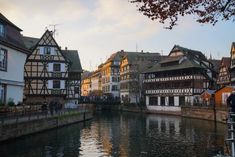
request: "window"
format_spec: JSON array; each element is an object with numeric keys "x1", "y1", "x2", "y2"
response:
[
  {"x1": 74, "y1": 87, "x2": 80, "y2": 94},
  {"x1": 169, "y1": 96, "x2": 174, "y2": 106},
  {"x1": 53, "y1": 80, "x2": 60, "y2": 89},
  {"x1": 161, "y1": 97, "x2": 165, "y2": 106},
  {"x1": 0, "y1": 23, "x2": 5, "y2": 37},
  {"x1": 112, "y1": 85, "x2": 118, "y2": 91},
  {"x1": 53, "y1": 63, "x2": 61, "y2": 72},
  {"x1": 44, "y1": 47, "x2": 51, "y2": 55},
  {"x1": 0, "y1": 49, "x2": 7, "y2": 71},
  {"x1": 179, "y1": 96, "x2": 185, "y2": 106},
  {"x1": 0, "y1": 84, "x2": 6, "y2": 104},
  {"x1": 149, "y1": 97, "x2": 158, "y2": 106}
]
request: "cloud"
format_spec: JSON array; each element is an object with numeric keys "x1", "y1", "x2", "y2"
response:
[{"x1": 0, "y1": 0, "x2": 163, "y2": 70}]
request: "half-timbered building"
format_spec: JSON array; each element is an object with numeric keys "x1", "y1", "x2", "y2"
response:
[
  {"x1": 23, "y1": 30, "x2": 82, "y2": 104},
  {"x1": 230, "y1": 42, "x2": 235, "y2": 86},
  {"x1": 143, "y1": 45, "x2": 215, "y2": 112},
  {"x1": 0, "y1": 13, "x2": 30, "y2": 105},
  {"x1": 119, "y1": 51, "x2": 162, "y2": 104},
  {"x1": 216, "y1": 57, "x2": 231, "y2": 87}
]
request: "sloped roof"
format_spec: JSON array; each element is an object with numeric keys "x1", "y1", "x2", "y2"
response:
[
  {"x1": 22, "y1": 36, "x2": 39, "y2": 50},
  {"x1": 160, "y1": 56, "x2": 182, "y2": 64},
  {"x1": 81, "y1": 70, "x2": 92, "y2": 80},
  {"x1": 210, "y1": 59, "x2": 221, "y2": 73},
  {"x1": 0, "y1": 13, "x2": 22, "y2": 31},
  {"x1": 0, "y1": 13, "x2": 30, "y2": 54},
  {"x1": 221, "y1": 57, "x2": 231, "y2": 67},
  {"x1": 215, "y1": 86, "x2": 233, "y2": 93},
  {"x1": 143, "y1": 56, "x2": 204, "y2": 73},
  {"x1": 124, "y1": 51, "x2": 160, "y2": 64},
  {"x1": 201, "y1": 89, "x2": 216, "y2": 95},
  {"x1": 61, "y1": 50, "x2": 82, "y2": 73},
  {"x1": 170, "y1": 45, "x2": 207, "y2": 60}
]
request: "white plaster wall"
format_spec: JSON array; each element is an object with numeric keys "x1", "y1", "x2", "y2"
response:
[
  {"x1": 147, "y1": 105, "x2": 181, "y2": 112},
  {"x1": 60, "y1": 80, "x2": 65, "y2": 89},
  {"x1": 6, "y1": 85, "x2": 24, "y2": 104},
  {"x1": 0, "y1": 45, "x2": 27, "y2": 83},
  {"x1": 0, "y1": 45, "x2": 27, "y2": 104}
]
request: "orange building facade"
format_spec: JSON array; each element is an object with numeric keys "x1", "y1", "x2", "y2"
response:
[{"x1": 214, "y1": 86, "x2": 233, "y2": 106}]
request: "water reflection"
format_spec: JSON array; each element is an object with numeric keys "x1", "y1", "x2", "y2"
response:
[{"x1": 0, "y1": 111, "x2": 227, "y2": 157}]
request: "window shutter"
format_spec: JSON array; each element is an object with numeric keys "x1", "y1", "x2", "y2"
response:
[
  {"x1": 51, "y1": 47, "x2": 55, "y2": 55},
  {"x1": 61, "y1": 63, "x2": 65, "y2": 72},
  {"x1": 60, "y1": 80, "x2": 65, "y2": 89},
  {"x1": 39, "y1": 47, "x2": 44, "y2": 55},
  {"x1": 48, "y1": 80, "x2": 52, "y2": 89},
  {"x1": 48, "y1": 63, "x2": 53, "y2": 72}
]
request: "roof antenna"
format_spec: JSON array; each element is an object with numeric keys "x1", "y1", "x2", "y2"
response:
[{"x1": 49, "y1": 23, "x2": 60, "y2": 38}]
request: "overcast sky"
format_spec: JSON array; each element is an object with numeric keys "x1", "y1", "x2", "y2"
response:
[{"x1": 1, "y1": 0, "x2": 235, "y2": 71}]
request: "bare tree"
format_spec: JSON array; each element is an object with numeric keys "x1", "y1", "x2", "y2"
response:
[{"x1": 130, "y1": 0, "x2": 235, "y2": 29}]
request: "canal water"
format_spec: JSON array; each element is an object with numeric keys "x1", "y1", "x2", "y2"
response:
[{"x1": 0, "y1": 111, "x2": 228, "y2": 157}]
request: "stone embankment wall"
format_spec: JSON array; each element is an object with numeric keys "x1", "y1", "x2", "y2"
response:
[
  {"x1": 0, "y1": 112, "x2": 93, "y2": 142},
  {"x1": 96, "y1": 103, "x2": 228, "y2": 123},
  {"x1": 181, "y1": 106, "x2": 228, "y2": 123}
]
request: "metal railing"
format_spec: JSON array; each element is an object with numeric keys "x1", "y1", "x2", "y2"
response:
[{"x1": 226, "y1": 110, "x2": 235, "y2": 157}]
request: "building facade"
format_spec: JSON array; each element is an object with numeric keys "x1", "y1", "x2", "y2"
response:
[
  {"x1": 216, "y1": 57, "x2": 231, "y2": 87},
  {"x1": 100, "y1": 51, "x2": 126, "y2": 98},
  {"x1": 0, "y1": 13, "x2": 29, "y2": 105},
  {"x1": 120, "y1": 51, "x2": 162, "y2": 104},
  {"x1": 143, "y1": 45, "x2": 215, "y2": 112},
  {"x1": 81, "y1": 76, "x2": 91, "y2": 97},
  {"x1": 90, "y1": 68, "x2": 102, "y2": 96},
  {"x1": 24, "y1": 30, "x2": 82, "y2": 104},
  {"x1": 230, "y1": 42, "x2": 235, "y2": 86}
]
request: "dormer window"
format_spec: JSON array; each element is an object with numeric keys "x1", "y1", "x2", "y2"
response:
[{"x1": 0, "y1": 23, "x2": 5, "y2": 37}]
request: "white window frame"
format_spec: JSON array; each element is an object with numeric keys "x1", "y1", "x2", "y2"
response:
[{"x1": 0, "y1": 48, "x2": 7, "y2": 71}]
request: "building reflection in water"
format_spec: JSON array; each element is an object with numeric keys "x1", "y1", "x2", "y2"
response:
[
  {"x1": 146, "y1": 114, "x2": 226, "y2": 156},
  {"x1": 0, "y1": 111, "x2": 227, "y2": 157}
]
